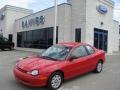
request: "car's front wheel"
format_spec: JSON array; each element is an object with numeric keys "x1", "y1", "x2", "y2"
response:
[
  {"x1": 48, "y1": 72, "x2": 63, "y2": 90},
  {"x1": 95, "y1": 61, "x2": 103, "y2": 73},
  {"x1": 1, "y1": 48, "x2": 4, "y2": 51}
]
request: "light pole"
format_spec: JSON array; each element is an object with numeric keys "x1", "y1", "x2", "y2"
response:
[
  {"x1": 53, "y1": 0, "x2": 58, "y2": 45},
  {"x1": 0, "y1": 29, "x2": 2, "y2": 37}
]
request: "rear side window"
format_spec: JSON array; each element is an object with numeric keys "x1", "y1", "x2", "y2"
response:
[
  {"x1": 71, "y1": 46, "x2": 88, "y2": 58},
  {"x1": 85, "y1": 45, "x2": 95, "y2": 54}
]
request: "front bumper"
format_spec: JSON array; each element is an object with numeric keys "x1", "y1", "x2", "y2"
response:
[{"x1": 13, "y1": 67, "x2": 48, "y2": 87}]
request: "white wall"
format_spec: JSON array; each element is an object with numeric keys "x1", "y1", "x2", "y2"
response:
[
  {"x1": 5, "y1": 10, "x2": 32, "y2": 38},
  {"x1": 13, "y1": 0, "x2": 119, "y2": 53},
  {"x1": 85, "y1": 0, "x2": 119, "y2": 53},
  {"x1": 70, "y1": 0, "x2": 86, "y2": 42},
  {"x1": 14, "y1": 4, "x2": 72, "y2": 47},
  {"x1": 112, "y1": 21, "x2": 119, "y2": 52},
  {"x1": 0, "y1": 8, "x2": 6, "y2": 36},
  {"x1": 0, "y1": 5, "x2": 33, "y2": 39}
]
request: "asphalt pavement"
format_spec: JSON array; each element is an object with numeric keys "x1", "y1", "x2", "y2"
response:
[{"x1": 0, "y1": 50, "x2": 120, "y2": 90}]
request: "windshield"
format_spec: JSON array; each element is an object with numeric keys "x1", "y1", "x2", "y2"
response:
[
  {"x1": 3, "y1": 38, "x2": 8, "y2": 41},
  {"x1": 41, "y1": 45, "x2": 71, "y2": 61}
]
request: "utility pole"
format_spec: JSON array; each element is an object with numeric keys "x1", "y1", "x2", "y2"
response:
[{"x1": 53, "y1": 0, "x2": 58, "y2": 45}]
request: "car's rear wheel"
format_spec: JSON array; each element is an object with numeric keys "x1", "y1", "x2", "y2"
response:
[
  {"x1": 9, "y1": 45, "x2": 14, "y2": 50},
  {"x1": 47, "y1": 72, "x2": 63, "y2": 90},
  {"x1": 95, "y1": 61, "x2": 103, "y2": 73}
]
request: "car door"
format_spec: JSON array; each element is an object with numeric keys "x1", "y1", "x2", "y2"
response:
[
  {"x1": 85, "y1": 45, "x2": 97, "y2": 70},
  {"x1": 64, "y1": 46, "x2": 92, "y2": 79},
  {"x1": 3, "y1": 38, "x2": 9, "y2": 48},
  {"x1": 0, "y1": 38, "x2": 5, "y2": 48}
]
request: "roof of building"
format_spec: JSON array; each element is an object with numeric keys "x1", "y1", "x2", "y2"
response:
[
  {"x1": 0, "y1": 5, "x2": 33, "y2": 14},
  {"x1": 15, "y1": 3, "x2": 71, "y2": 21}
]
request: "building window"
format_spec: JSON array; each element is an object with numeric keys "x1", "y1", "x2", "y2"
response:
[
  {"x1": 8, "y1": 34, "x2": 13, "y2": 42},
  {"x1": 17, "y1": 27, "x2": 58, "y2": 49},
  {"x1": 75, "y1": 28, "x2": 81, "y2": 42}
]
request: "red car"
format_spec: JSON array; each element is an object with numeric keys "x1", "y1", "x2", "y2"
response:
[{"x1": 13, "y1": 42, "x2": 105, "y2": 90}]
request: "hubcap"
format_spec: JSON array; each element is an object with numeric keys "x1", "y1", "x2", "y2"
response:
[
  {"x1": 11, "y1": 46, "x2": 14, "y2": 49},
  {"x1": 97, "y1": 62, "x2": 102, "y2": 72},
  {"x1": 51, "y1": 75, "x2": 62, "y2": 89}
]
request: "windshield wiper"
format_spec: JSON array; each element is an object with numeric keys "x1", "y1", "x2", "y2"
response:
[{"x1": 40, "y1": 56, "x2": 58, "y2": 61}]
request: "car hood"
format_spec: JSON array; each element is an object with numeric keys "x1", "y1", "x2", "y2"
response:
[{"x1": 17, "y1": 56, "x2": 60, "y2": 71}]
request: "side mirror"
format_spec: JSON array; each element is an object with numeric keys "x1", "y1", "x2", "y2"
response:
[{"x1": 69, "y1": 56, "x2": 77, "y2": 61}]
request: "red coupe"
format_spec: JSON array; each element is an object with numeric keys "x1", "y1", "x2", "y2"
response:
[{"x1": 13, "y1": 42, "x2": 105, "y2": 90}]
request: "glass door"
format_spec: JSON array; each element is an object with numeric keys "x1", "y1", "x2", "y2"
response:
[
  {"x1": 94, "y1": 33, "x2": 99, "y2": 49},
  {"x1": 104, "y1": 34, "x2": 108, "y2": 52},
  {"x1": 94, "y1": 29, "x2": 108, "y2": 52},
  {"x1": 99, "y1": 34, "x2": 104, "y2": 50}
]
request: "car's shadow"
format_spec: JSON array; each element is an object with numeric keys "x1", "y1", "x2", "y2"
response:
[
  {"x1": 11, "y1": 72, "x2": 95, "y2": 90},
  {"x1": 65, "y1": 72, "x2": 94, "y2": 82},
  {"x1": 11, "y1": 79, "x2": 48, "y2": 90},
  {"x1": 0, "y1": 49, "x2": 15, "y2": 51}
]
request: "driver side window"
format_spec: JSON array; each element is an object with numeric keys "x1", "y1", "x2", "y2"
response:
[{"x1": 71, "y1": 46, "x2": 88, "y2": 59}]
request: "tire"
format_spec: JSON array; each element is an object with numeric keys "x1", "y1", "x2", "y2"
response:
[
  {"x1": 1, "y1": 48, "x2": 4, "y2": 51},
  {"x1": 94, "y1": 61, "x2": 103, "y2": 73},
  {"x1": 9, "y1": 45, "x2": 14, "y2": 50},
  {"x1": 47, "y1": 72, "x2": 63, "y2": 90}
]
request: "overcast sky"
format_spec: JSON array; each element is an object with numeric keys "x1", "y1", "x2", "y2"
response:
[{"x1": 0, "y1": 0, "x2": 120, "y2": 22}]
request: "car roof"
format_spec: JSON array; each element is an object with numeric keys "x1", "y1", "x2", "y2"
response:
[{"x1": 58, "y1": 42, "x2": 88, "y2": 47}]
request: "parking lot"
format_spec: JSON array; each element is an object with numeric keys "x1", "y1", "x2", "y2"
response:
[{"x1": 0, "y1": 50, "x2": 120, "y2": 90}]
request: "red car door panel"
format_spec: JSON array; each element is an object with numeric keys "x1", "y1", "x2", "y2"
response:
[{"x1": 64, "y1": 56, "x2": 93, "y2": 79}]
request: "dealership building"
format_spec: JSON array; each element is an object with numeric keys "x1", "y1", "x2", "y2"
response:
[{"x1": 0, "y1": 0, "x2": 119, "y2": 53}]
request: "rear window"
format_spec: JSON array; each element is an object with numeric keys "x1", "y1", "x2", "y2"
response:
[{"x1": 85, "y1": 45, "x2": 95, "y2": 54}]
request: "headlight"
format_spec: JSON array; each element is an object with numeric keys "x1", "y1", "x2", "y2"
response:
[{"x1": 28, "y1": 70, "x2": 39, "y2": 76}]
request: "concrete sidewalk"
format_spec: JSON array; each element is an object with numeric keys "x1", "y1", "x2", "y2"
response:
[{"x1": 15, "y1": 47, "x2": 45, "y2": 53}]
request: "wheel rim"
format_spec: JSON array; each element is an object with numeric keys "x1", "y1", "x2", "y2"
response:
[
  {"x1": 97, "y1": 62, "x2": 102, "y2": 72},
  {"x1": 11, "y1": 46, "x2": 14, "y2": 50},
  {"x1": 51, "y1": 75, "x2": 62, "y2": 89}
]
